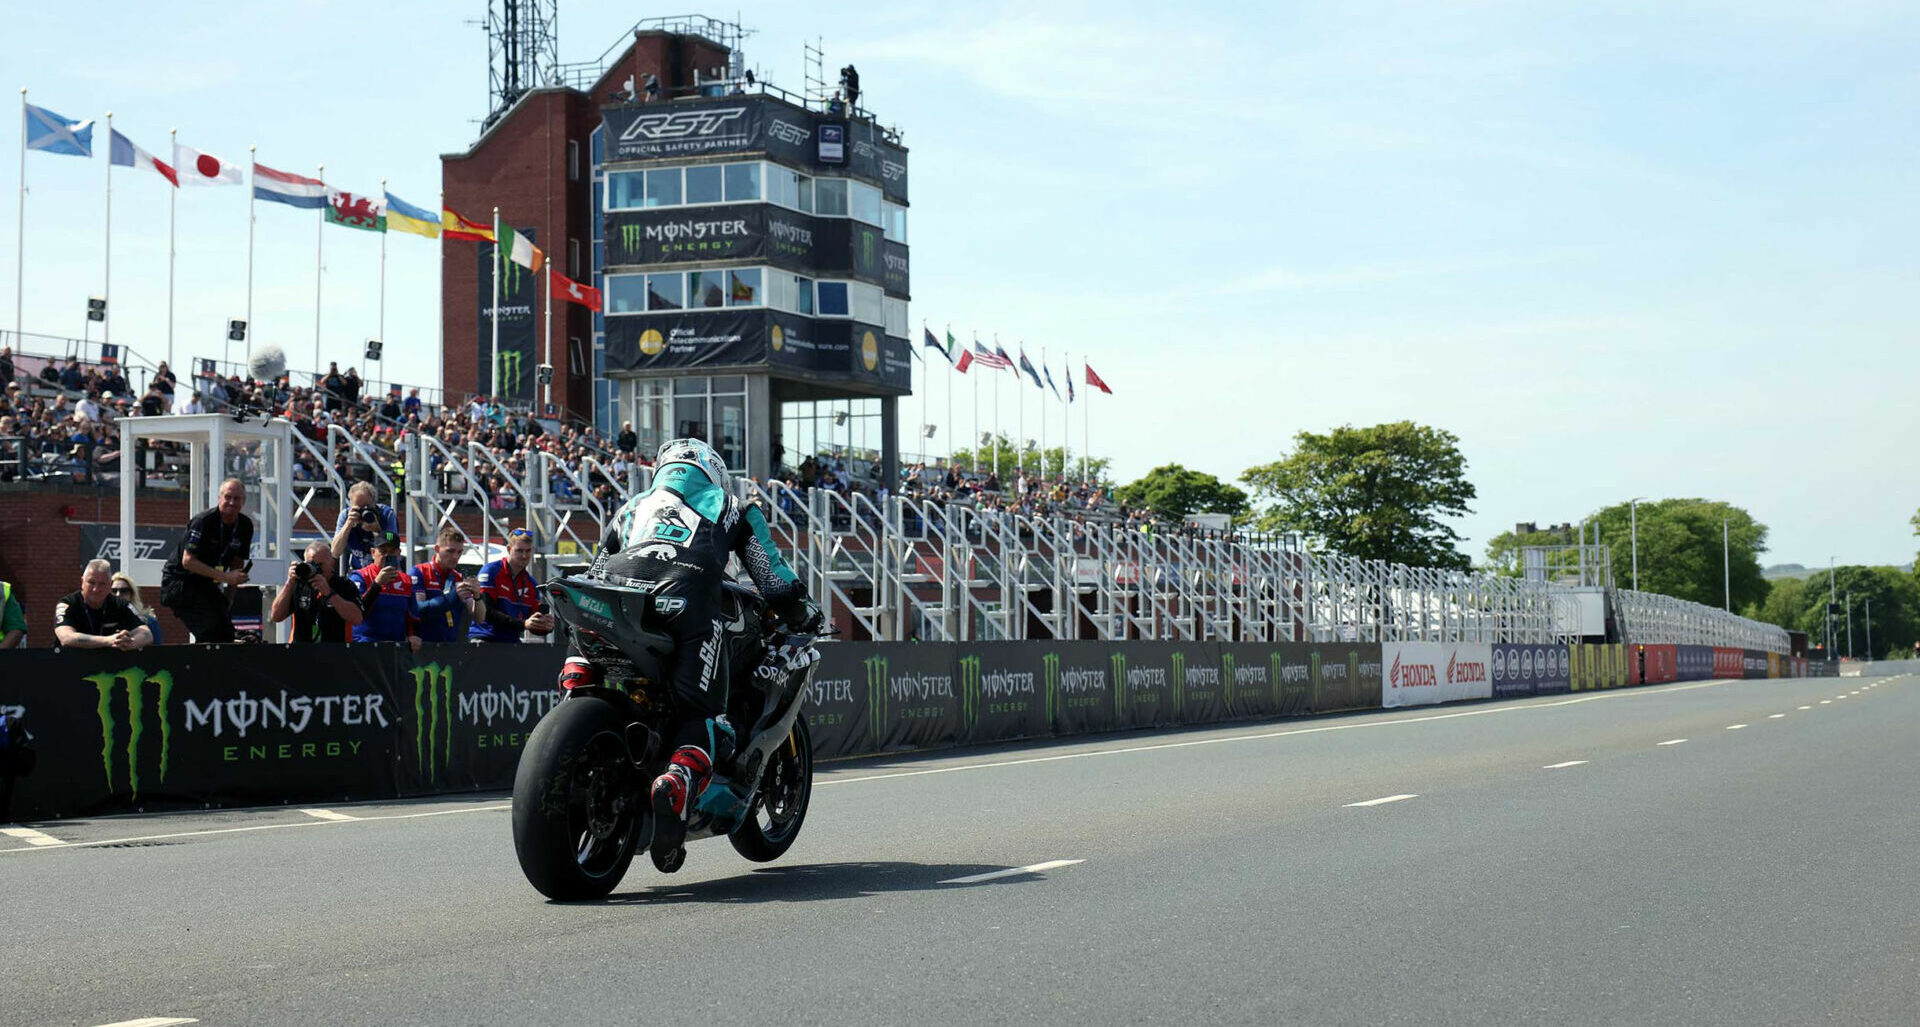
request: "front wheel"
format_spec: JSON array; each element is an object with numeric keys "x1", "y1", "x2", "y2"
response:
[
  {"x1": 729, "y1": 715, "x2": 813, "y2": 863},
  {"x1": 512, "y1": 696, "x2": 647, "y2": 900}
]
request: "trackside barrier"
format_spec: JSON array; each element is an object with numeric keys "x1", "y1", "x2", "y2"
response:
[{"x1": 0, "y1": 641, "x2": 1838, "y2": 822}]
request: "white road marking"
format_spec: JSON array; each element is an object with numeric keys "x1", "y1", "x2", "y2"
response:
[
  {"x1": 1345, "y1": 794, "x2": 1419, "y2": 807},
  {"x1": 1799, "y1": 706, "x2": 1812, "y2": 710},
  {"x1": 1768, "y1": 714, "x2": 1785, "y2": 719},
  {"x1": 1657, "y1": 739, "x2": 1688, "y2": 746},
  {"x1": 1820, "y1": 700, "x2": 1832, "y2": 704},
  {"x1": 298, "y1": 809, "x2": 357, "y2": 822},
  {"x1": 0, "y1": 827, "x2": 66, "y2": 847},
  {"x1": 1543, "y1": 760, "x2": 1588, "y2": 769},
  {"x1": 940, "y1": 859, "x2": 1084, "y2": 885},
  {"x1": 0, "y1": 803, "x2": 511, "y2": 856},
  {"x1": 88, "y1": 1019, "x2": 198, "y2": 1027},
  {"x1": 1727, "y1": 724, "x2": 1748, "y2": 730}
]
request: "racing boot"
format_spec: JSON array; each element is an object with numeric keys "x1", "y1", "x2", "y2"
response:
[
  {"x1": 557, "y1": 657, "x2": 599, "y2": 692},
  {"x1": 649, "y1": 744, "x2": 712, "y2": 873}
]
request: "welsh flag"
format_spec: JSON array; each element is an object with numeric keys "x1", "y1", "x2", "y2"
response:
[{"x1": 325, "y1": 189, "x2": 386, "y2": 232}]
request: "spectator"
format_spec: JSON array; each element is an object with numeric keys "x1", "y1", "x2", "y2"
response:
[
  {"x1": 75, "y1": 391, "x2": 103, "y2": 423},
  {"x1": 402, "y1": 387, "x2": 423, "y2": 420},
  {"x1": 152, "y1": 361, "x2": 176, "y2": 409},
  {"x1": 322, "y1": 362, "x2": 347, "y2": 412},
  {"x1": 0, "y1": 579, "x2": 24, "y2": 648},
  {"x1": 39, "y1": 359, "x2": 61, "y2": 387},
  {"x1": 0, "y1": 345, "x2": 12, "y2": 389},
  {"x1": 378, "y1": 389, "x2": 401, "y2": 421},
  {"x1": 108, "y1": 572, "x2": 162, "y2": 645},
  {"x1": 616, "y1": 420, "x2": 637, "y2": 455},
  {"x1": 331, "y1": 480, "x2": 398, "y2": 575},
  {"x1": 138, "y1": 384, "x2": 165, "y2": 417},
  {"x1": 179, "y1": 389, "x2": 206, "y2": 415},
  {"x1": 159, "y1": 476, "x2": 254, "y2": 644},
  {"x1": 99, "y1": 365, "x2": 128, "y2": 397},
  {"x1": 59, "y1": 360, "x2": 83, "y2": 392},
  {"x1": 269, "y1": 540, "x2": 362, "y2": 643},
  {"x1": 352, "y1": 531, "x2": 416, "y2": 645},
  {"x1": 343, "y1": 367, "x2": 363, "y2": 406},
  {"x1": 411, "y1": 527, "x2": 479, "y2": 645},
  {"x1": 469, "y1": 528, "x2": 552, "y2": 643},
  {"x1": 55, "y1": 559, "x2": 152, "y2": 651}
]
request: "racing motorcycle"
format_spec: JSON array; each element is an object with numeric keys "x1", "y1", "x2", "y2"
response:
[{"x1": 511, "y1": 573, "x2": 820, "y2": 901}]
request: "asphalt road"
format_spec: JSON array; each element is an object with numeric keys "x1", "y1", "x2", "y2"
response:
[{"x1": 5, "y1": 674, "x2": 1914, "y2": 1027}]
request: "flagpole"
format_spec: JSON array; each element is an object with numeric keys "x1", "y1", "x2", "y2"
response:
[
  {"x1": 378, "y1": 177, "x2": 387, "y2": 364},
  {"x1": 944, "y1": 324, "x2": 953, "y2": 471},
  {"x1": 436, "y1": 191, "x2": 445, "y2": 399},
  {"x1": 918, "y1": 320, "x2": 927, "y2": 465},
  {"x1": 971, "y1": 331, "x2": 980, "y2": 476},
  {"x1": 15, "y1": 88, "x2": 25, "y2": 340},
  {"x1": 991, "y1": 334, "x2": 1002, "y2": 480},
  {"x1": 1040, "y1": 344, "x2": 1048, "y2": 477},
  {"x1": 1083, "y1": 363, "x2": 1091, "y2": 486},
  {"x1": 542, "y1": 240, "x2": 552, "y2": 415},
  {"x1": 314, "y1": 163, "x2": 324, "y2": 378},
  {"x1": 490, "y1": 206, "x2": 500, "y2": 399},
  {"x1": 242, "y1": 144, "x2": 254, "y2": 371},
  {"x1": 102, "y1": 111, "x2": 113, "y2": 350},
  {"x1": 1016, "y1": 342, "x2": 1026, "y2": 479},
  {"x1": 167, "y1": 128, "x2": 176, "y2": 370}
]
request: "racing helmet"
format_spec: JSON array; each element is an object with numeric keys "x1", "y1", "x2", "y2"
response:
[{"x1": 656, "y1": 437, "x2": 730, "y2": 485}]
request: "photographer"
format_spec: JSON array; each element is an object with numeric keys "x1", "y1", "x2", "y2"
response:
[
  {"x1": 411, "y1": 527, "x2": 479, "y2": 645},
  {"x1": 269, "y1": 541, "x2": 363, "y2": 643},
  {"x1": 55, "y1": 560, "x2": 152, "y2": 651},
  {"x1": 352, "y1": 531, "x2": 417, "y2": 645},
  {"x1": 331, "y1": 481, "x2": 397, "y2": 575},
  {"x1": 160, "y1": 477, "x2": 254, "y2": 643}
]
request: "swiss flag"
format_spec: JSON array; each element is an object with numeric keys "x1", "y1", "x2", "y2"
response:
[
  {"x1": 1085, "y1": 363, "x2": 1113, "y2": 394},
  {"x1": 173, "y1": 142, "x2": 241, "y2": 185},
  {"x1": 548, "y1": 267, "x2": 602, "y2": 311}
]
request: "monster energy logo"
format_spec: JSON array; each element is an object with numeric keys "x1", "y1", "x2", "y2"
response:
[
  {"x1": 1271, "y1": 652, "x2": 1286, "y2": 709},
  {"x1": 1111, "y1": 653, "x2": 1127, "y2": 719},
  {"x1": 409, "y1": 663, "x2": 454, "y2": 784},
  {"x1": 498, "y1": 243, "x2": 525, "y2": 294},
  {"x1": 864, "y1": 655, "x2": 888, "y2": 747},
  {"x1": 1170, "y1": 651, "x2": 1187, "y2": 716},
  {"x1": 87, "y1": 668, "x2": 175, "y2": 802},
  {"x1": 1042, "y1": 653, "x2": 1060, "y2": 723},
  {"x1": 620, "y1": 224, "x2": 644, "y2": 252},
  {"x1": 494, "y1": 350, "x2": 525, "y2": 396},
  {"x1": 859, "y1": 229, "x2": 877, "y2": 270},
  {"x1": 1309, "y1": 650, "x2": 1323, "y2": 707},
  {"x1": 959, "y1": 654, "x2": 981, "y2": 731},
  {"x1": 1222, "y1": 653, "x2": 1237, "y2": 708}
]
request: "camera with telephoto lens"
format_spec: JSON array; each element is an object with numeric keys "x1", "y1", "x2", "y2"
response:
[
  {"x1": 359, "y1": 507, "x2": 381, "y2": 530},
  {"x1": 292, "y1": 560, "x2": 322, "y2": 582}
]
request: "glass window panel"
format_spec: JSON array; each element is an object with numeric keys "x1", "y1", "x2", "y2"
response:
[
  {"x1": 713, "y1": 393, "x2": 746, "y2": 471},
  {"x1": 607, "y1": 171, "x2": 645, "y2": 210},
  {"x1": 851, "y1": 282, "x2": 884, "y2": 324},
  {"x1": 688, "y1": 270, "x2": 727, "y2": 309},
  {"x1": 592, "y1": 182, "x2": 604, "y2": 232},
  {"x1": 797, "y1": 175, "x2": 813, "y2": 214},
  {"x1": 794, "y1": 275, "x2": 814, "y2": 315},
  {"x1": 712, "y1": 375, "x2": 745, "y2": 394},
  {"x1": 767, "y1": 166, "x2": 794, "y2": 209},
  {"x1": 684, "y1": 165, "x2": 723, "y2": 205},
  {"x1": 645, "y1": 168, "x2": 682, "y2": 208},
  {"x1": 675, "y1": 376, "x2": 710, "y2": 396},
  {"x1": 851, "y1": 182, "x2": 882, "y2": 226},
  {"x1": 815, "y1": 179, "x2": 848, "y2": 217},
  {"x1": 884, "y1": 297, "x2": 909, "y2": 338},
  {"x1": 605, "y1": 274, "x2": 648, "y2": 314},
  {"x1": 646, "y1": 273, "x2": 684, "y2": 310},
  {"x1": 724, "y1": 162, "x2": 761, "y2": 201},
  {"x1": 816, "y1": 281, "x2": 848, "y2": 317},
  {"x1": 885, "y1": 202, "x2": 908, "y2": 243},
  {"x1": 674, "y1": 395, "x2": 708, "y2": 441},
  {"x1": 591, "y1": 126, "x2": 604, "y2": 167},
  {"x1": 728, "y1": 267, "x2": 762, "y2": 307}
]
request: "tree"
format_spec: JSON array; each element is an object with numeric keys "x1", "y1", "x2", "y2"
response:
[
  {"x1": 947, "y1": 434, "x2": 1110, "y2": 483},
  {"x1": 1483, "y1": 524, "x2": 1580, "y2": 577},
  {"x1": 1590, "y1": 499, "x2": 1768, "y2": 609},
  {"x1": 1748, "y1": 565, "x2": 1920, "y2": 659},
  {"x1": 1241, "y1": 421, "x2": 1476, "y2": 569},
  {"x1": 1113, "y1": 464, "x2": 1249, "y2": 523}
]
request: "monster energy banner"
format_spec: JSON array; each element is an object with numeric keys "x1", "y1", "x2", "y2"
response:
[
  {"x1": 601, "y1": 97, "x2": 909, "y2": 203},
  {"x1": 477, "y1": 237, "x2": 538, "y2": 403},
  {"x1": 603, "y1": 207, "x2": 906, "y2": 297}
]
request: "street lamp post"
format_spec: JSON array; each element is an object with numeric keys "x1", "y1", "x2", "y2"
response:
[
  {"x1": 1865, "y1": 597, "x2": 1873, "y2": 662},
  {"x1": 1846, "y1": 591, "x2": 1853, "y2": 660},
  {"x1": 1828, "y1": 557, "x2": 1837, "y2": 660},
  {"x1": 1722, "y1": 516, "x2": 1730, "y2": 611},
  {"x1": 1629, "y1": 497, "x2": 1646, "y2": 592}
]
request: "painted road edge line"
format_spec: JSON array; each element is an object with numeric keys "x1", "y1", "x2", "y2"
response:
[
  {"x1": 89, "y1": 1018, "x2": 199, "y2": 1027},
  {"x1": 0, "y1": 804, "x2": 512, "y2": 856},
  {"x1": 298, "y1": 809, "x2": 358, "y2": 822},
  {"x1": 940, "y1": 859, "x2": 1085, "y2": 885},
  {"x1": 1345, "y1": 794, "x2": 1418, "y2": 807},
  {"x1": 0, "y1": 826, "x2": 66, "y2": 847},
  {"x1": 1543, "y1": 760, "x2": 1588, "y2": 769},
  {"x1": 1657, "y1": 739, "x2": 1688, "y2": 746}
]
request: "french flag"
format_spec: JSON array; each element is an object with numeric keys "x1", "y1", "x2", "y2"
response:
[
  {"x1": 109, "y1": 129, "x2": 177, "y2": 186},
  {"x1": 253, "y1": 162, "x2": 327, "y2": 209}
]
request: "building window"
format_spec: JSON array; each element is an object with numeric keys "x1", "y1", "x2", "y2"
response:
[
  {"x1": 728, "y1": 267, "x2": 761, "y2": 307},
  {"x1": 568, "y1": 140, "x2": 580, "y2": 182},
  {"x1": 646, "y1": 273, "x2": 684, "y2": 310},
  {"x1": 851, "y1": 182, "x2": 883, "y2": 227},
  {"x1": 569, "y1": 337, "x2": 584, "y2": 376},
  {"x1": 684, "y1": 164, "x2": 723, "y2": 205},
  {"x1": 605, "y1": 274, "x2": 648, "y2": 314},
  {"x1": 884, "y1": 202, "x2": 908, "y2": 243},
  {"x1": 816, "y1": 281, "x2": 849, "y2": 317},
  {"x1": 591, "y1": 181, "x2": 604, "y2": 236},
  {"x1": 724, "y1": 162, "x2": 761, "y2": 202},
  {"x1": 644, "y1": 168, "x2": 682, "y2": 208},
  {"x1": 590, "y1": 125, "x2": 603, "y2": 169},
  {"x1": 850, "y1": 281, "x2": 884, "y2": 325},
  {"x1": 569, "y1": 238, "x2": 581, "y2": 277},
  {"x1": 688, "y1": 269, "x2": 727, "y2": 309},
  {"x1": 815, "y1": 179, "x2": 849, "y2": 217},
  {"x1": 884, "y1": 297, "x2": 909, "y2": 338}
]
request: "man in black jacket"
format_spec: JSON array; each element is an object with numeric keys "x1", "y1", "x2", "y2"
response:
[
  {"x1": 55, "y1": 560, "x2": 152, "y2": 651},
  {"x1": 161, "y1": 477, "x2": 254, "y2": 643},
  {"x1": 268, "y1": 541, "x2": 363, "y2": 643}
]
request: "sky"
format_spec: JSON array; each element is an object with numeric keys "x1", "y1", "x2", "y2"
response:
[{"x1": 4, "y1": 0, "x2": 1917, "y2": 569}]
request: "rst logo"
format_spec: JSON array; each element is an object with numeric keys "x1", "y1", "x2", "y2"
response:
[{"x1": 618, "y1": 107, "x2": 748, "y2": 142}]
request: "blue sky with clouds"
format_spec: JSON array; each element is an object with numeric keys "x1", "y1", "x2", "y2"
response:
[{"x1": 4, "y1": 1, "x2": 1916, "y2": 567}]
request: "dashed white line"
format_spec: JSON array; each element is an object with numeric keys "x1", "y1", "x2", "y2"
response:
[
  {"x1": 1799, "y1": 706, "x2": 1812, "y2": 710},
  {"x1": 298, "y1": 809, "x2": 357, "y2": 822},
  {"x1": 88, "y1": 1018, "x2": 198, "y2": 1027},
  {"x1": 0, "y1": 827, "x2": 66, "y2": 847},
  {"x1": 1727, "y1": 724, "x2": 1748, "y2": 730},
  {"x1": 1768, "y1": 713, "x2": 1785, "y2": 719},
  {"x1": 1543, "y1": 760, "x2": 1589, "y2": 769},
  {"x1": 1820, "y1": 700, "x2": 1832, "y2": 704},
  {"x1": 1657, "y1": 739, "x2": 1688, "y2": 746},
  {"x1": 940, "y1": 859, "x2": 1084, "y2": 885},
  {"x1": 1345, "y1": 794, "x2": 1419, "y2": 807}
]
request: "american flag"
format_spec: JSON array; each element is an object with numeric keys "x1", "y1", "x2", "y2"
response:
[{"x1": 972, "y1": 340, "x2": 1012, "y2": 370}]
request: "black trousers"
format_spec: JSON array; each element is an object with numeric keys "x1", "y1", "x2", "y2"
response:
[{"x1": 167, "y1": 582, "x2": 235, "y2": 644}]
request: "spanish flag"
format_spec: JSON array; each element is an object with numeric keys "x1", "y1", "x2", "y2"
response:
[
  {"x1": 384, "y1": 192, "x2": 441, "y2": 239},
  {"x1": 442, "y1": 206, "x2": 494, "y2": 243}
]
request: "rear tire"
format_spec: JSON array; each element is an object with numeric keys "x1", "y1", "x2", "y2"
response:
[
  {"x1": 512, "y1": 697, "x2": 646, "y2": 901},
  {"x1": 730, "y1": 715, "x2": 813, "y2": 863}
]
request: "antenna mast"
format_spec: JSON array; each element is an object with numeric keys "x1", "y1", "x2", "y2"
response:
[{"x1": 484, "y1": 0, "x2": 559, "y2": 129}]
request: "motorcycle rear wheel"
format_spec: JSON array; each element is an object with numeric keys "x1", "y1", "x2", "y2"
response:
[
  {"x1": 729, "y1": 715, "x2": 813, "y2": 863},
  {"x1": 512, "y1": 697, "x2": 647, "y2": 901}
]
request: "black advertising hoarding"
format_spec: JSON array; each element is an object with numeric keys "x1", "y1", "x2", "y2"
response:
[
  {"x1": 958, "y1": 644, "x2": 1052, "y2": 745},
  {"x1": 604, "y1": 309, "x2": 766, "y2": 373},
  {"x1": 1491, "y1": 643, "x2": 1571, "y2": 698},
  {"x1": 392, "y1": 650, "x2": 565, "y2": 796},
  {"x1": 766, "y1": 310, "x2": 846, "y2": 377},
  {"x1": 805, "y1": 641, "x2": 875, "y2": 760},
  {"x1": 477, "y1": 239, "x2": 539, "y2": 403},
  {"x1": 883, "y1": 240, "x2": 910, "y2": 297},
  {"x1": 602, "y1": 206, "x2": 905, "y2": 297},
  {"x1": 602, "y1": 98, "x2": 908, "y2": 203},
  {"x1": 858, "y1": 643, "x2": 962, "y2": 753},
  {"x1": 1041, "y1": 642, "x2": 1122, "y2": 737},
  {"x1": 1676, "y1": 645, "x2": 1714, "y2": 681}
]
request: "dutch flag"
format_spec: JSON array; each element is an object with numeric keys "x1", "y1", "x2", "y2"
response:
[{"x1": 253, "y1": 162, "x2": 327, "y2": 209}]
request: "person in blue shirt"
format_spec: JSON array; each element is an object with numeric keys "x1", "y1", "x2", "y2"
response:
[
  {"x1": 411, "y1": 527, "x2": 479, "y2": 645},
  {"x1": 468, "y1": 530, "x2": 553, "y2": 644},
  {"x1": 331, "y1": 481, "x2": 399, "y2": 576},
  {"x1": 352, "y1": 531, "x2": 416, "y2": 644}
]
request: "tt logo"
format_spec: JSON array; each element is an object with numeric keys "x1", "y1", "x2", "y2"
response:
[{"x1": 619, "y1": 108, "x2": 748, "y2": 142}]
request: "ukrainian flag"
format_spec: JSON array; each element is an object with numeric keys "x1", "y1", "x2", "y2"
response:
[{"x1": 384, "y1": 192, "x2": 441, "y2": 239}]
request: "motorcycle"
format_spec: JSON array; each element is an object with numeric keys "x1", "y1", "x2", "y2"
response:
[{"x1": 511, "y1": 573, "x2": 820, "y2": 901}]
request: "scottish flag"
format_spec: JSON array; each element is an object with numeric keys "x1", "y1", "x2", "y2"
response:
[{"x1": 24, "y1": 102, "x2": 94, "y2": 156}]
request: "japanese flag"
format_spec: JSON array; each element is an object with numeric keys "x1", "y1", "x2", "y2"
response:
[{"x1": 173, "y1": 143, "x2": 242, "y2": 185}]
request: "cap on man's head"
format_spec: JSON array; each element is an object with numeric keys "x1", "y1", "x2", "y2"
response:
[{"x1": 374, "y1": 530, "x2": 401, "y2": 549}]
